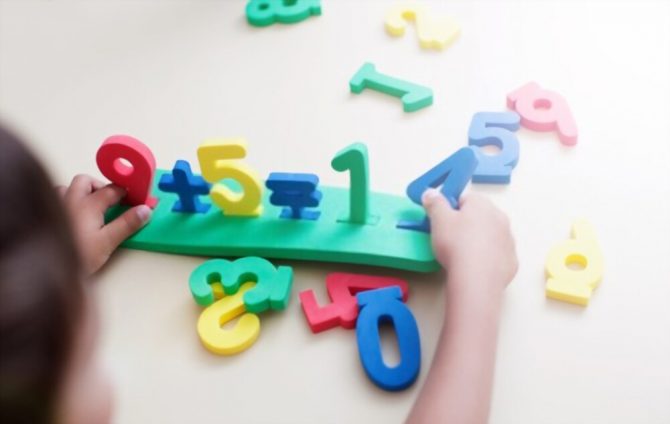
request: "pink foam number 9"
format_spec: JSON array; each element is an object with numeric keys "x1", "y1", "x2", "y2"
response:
[
  {"x1": 507, "y1": 82, "x2": 578, "y2": 146},
  {"x1": 96, "y1": 135, "x2": 158, "y2": 208}
]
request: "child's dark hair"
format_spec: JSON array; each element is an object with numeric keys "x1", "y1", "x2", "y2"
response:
[{"x1": 0, "y1": 124, "x2": 84, "y2": 423}]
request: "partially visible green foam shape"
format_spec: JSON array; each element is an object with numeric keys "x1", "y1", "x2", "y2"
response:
[
  {"x1": 350, "y1": 62, "x2": 433, "y2": 112},
  {"x1": 107, "y1": 170, "x2": 439, "y2": 273},
  {"x1": 246, "y1": 0, "x2": 321, "y2": 27}
]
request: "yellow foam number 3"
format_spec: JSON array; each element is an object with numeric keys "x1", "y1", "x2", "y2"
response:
[
  {"x1": 197, "y1": 139, "x2": 263, "y2": 216},
  {"x1": 545, "y1": 220, "x2": 604, "y2": 306},
  {"x1": 198, "y1": 282, "x2": 261, "y2": 355}
]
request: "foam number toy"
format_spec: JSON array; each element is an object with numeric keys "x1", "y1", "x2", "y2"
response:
[
  {"x1": 468, "y1": 111, "x2": 521, "y2": 184},
  {"x1": 96, "y1": 135, "x2": 158, "y2": 207},
  {"x1": 350, "y1": 62, "x2": 433, "y2": 113},
  {"x1": 189, "y1": 257, "x2": 293, "y2": 313},
  {"x1": 356, "y1": 286, "x2": 421, "y2": 391},
  {"x1": 158, "y1": 160, "x2": 211, "y2": 213},
  {"x1": 331, "y1": 143, "x2": 378, "y2": 225},
  {"x1": 507, "y1": 82, "x2": 578, "y2": 146},
  {"x1": 545, "y1": 220, "x2": 604, "y2": 306},
  {"x1": 266, "y1": 173, "x2": 322, "y2": 220},
  {"x1": 197, "y1": 282, "x2": 261, "y2": 355},
  {"x1": 197, "y1": 139, "x2": 263, "y2": 217},
  {"x1": 397, "y1": 147, "x2": 478, "y2": 232},
  {"x1": 299, "y1": 273, "x2": 409, "y2": 333},
  {"x1": 385, "y1": 2, "x2": 461, "y2": 50},
  {"x1": 246, "y1": 0, "x2": 321, "y2": 27}
]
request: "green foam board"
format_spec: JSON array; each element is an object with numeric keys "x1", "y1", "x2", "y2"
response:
[{"x1": 107, "y1": 170, "x2": 439, "y2": 273}]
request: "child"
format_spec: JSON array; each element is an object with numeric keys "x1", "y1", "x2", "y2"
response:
[
  {"x1": 0, "y1": 124, "x2": 150, "y2": 424},
  {"x1": 0, "y1": 124, "x2": 517, "y2": 424}
]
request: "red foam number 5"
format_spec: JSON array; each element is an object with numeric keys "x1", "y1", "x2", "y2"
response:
[{"x1": 96, "y1": 135, "x2": 158, "y2": 208}]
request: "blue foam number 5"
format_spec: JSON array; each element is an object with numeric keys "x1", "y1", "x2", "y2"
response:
[
  {"x1": 468, "y1": 111, "x2": 521, "y2": 184},
  {"x1": 355, "y1": 286, "x2": 421, "y2": 391},
  {"x1": 397, "y1": 147, "x2": 478, "y2": 232},
  {"x1": 189, "y1": 257, "x2": 293, "y2": 313}
]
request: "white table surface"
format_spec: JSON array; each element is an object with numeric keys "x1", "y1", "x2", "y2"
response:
[{"x1": 1, "y1": 1, "x2": 669, "y2": 423}]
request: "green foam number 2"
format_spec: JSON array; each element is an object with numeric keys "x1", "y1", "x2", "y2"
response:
[
  {"x1": 246, "y1": 0, "x2": 322, "y2": 27},
  {"x1": 189, "y1": 257, "x2": 293, "y2": 314},
  {"x1": 331, "y1": 142, "x2": 379, "y2": 225}
]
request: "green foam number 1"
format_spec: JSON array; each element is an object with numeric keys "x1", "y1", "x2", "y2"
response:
[
  {"x1": 189, "y1": 257, "x2": 293, "y2": 313},
  {"x1": 246, "y1": 0, "x2": 322, "y2": 27},
  {"x1": 349, "y1": 62, "x2": 433, "y2": 113},
  {"x1": 331, "y1": 142, "x2": 379, "y2": 225}
]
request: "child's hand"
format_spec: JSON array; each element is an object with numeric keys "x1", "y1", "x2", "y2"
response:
[
  {"x1": 408, "y1": 189, "x2": 517, "y2": 424},
  {"x1": 422, "y1": 189, "x2": 518, "y2": 294},
  {"x1": 58, "y1": 175, "x2": 152, "y2": 277}
]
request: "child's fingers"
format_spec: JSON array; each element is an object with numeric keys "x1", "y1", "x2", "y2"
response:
[
  {"x1": 421, "y1": 188, "x2": 457, "y2": 232},
  {"x1": 103, "y1": 205, "x2": 152, "y2": 249},
  {"x1": 89, "y1": 184, "x2": 126, "y2": 212},
  {"x1": 66, "y1": 174, "x2": 105, "y2": 201}
]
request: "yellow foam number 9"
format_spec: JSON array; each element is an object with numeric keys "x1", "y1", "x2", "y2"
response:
[
  {"x1": 197, "y1": 139, "x2": 263, "y2": 216},
  {"x1": 198, "y1": 282, "x2": 261, "y2": 355},
  {"x1": 545, "y1": 220, "x2": 604, "y2": 306}
]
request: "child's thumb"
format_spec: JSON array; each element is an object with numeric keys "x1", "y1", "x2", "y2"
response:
[
  {"x1": 104, "y1": 205, "x2": 152, "y2": 250},
  {"x1": 421, "y1": 188, "x2": 456, "y2": 232}
]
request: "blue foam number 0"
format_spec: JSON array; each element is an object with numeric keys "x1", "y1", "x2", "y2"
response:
[
  {"x1": 468, "y1": 111, "x2": 521, "y2": 184},
  {"x1": 397, "y1": 147, "x2": 478, "y2": 232},
  {"x1": 355, "y1": 286, "x2": 421, "y2": 391}
]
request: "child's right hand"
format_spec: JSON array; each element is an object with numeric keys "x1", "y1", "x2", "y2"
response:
[
  {"x1": 407, "y1": 190, "x2": 518, "y2": 424},
  {"x1": 422, "y1": 189, "x2": 518, "y2": 295}
]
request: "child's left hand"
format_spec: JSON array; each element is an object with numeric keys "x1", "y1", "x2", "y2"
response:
[{"x1": 58, "y1": 174, "x2": 152, "y2": 277}]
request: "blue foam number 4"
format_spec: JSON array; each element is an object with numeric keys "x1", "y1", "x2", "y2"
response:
[
  {"x1": 397, "y1": 147, "x2": 478, "y2": 232},
  {"x1": 356, "y1": 286, "x2": 421, "y2": 392},
  {"x1": 468, "y1": 111, "x2": 521, "y2": 184}
]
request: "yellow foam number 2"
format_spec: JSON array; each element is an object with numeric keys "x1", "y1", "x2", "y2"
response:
[
  {"x1": 198, "y1": 282, "x2": 261, "y2": 355},
  {"x1": 197, "y1": 138, "x2": 263, "y2": 216},
  {"x1": 385, "y1": 2, "x2": 461, "y2": 50},
  {"x1": 545, "y1": 220, "x2": 604, "y2": 306}
]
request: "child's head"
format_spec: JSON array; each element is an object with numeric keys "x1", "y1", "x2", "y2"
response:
[{"x1": 0, "y1": 124, "x2": 112, "y2": 423}]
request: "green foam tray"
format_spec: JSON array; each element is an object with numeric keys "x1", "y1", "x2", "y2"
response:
[{"x1": 107, "y1": 170, "x2": 439, "y2": 273}]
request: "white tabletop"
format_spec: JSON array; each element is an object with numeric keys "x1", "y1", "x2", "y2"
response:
[{"x1": 1, "y1": 1, "x2": 669, "y2": 423}]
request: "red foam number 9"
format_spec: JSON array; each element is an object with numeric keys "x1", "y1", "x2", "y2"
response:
[{"x1": 96, "y1": 135, "x2": 158, "y2": 208}]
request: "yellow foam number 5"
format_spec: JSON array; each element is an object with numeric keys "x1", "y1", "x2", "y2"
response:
[
  {"x1": 197, "y1": 139, "x2": 263, "y2": 216},
  {"x1": 545, "y1": 220, "x2": 604, "y2": 306}
]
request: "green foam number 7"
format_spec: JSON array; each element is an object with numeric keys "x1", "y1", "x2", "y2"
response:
[{"x1": 189, "y1": 257, "x2": 293, "y2": 313}]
